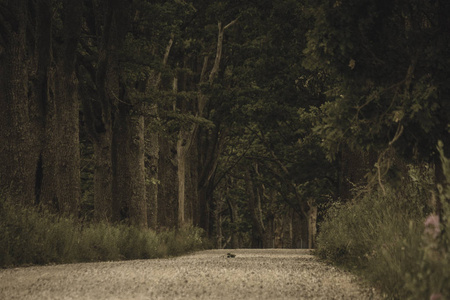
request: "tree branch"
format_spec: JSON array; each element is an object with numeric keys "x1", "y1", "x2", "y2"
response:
[{"x1": 208, "y1": 17, "x2": 239, "y2": 85}]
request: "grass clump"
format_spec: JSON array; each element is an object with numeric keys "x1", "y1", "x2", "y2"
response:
[
  {"x1": 158, "y1": 225, "x2": 208, "y2": 256},
  {"x1": 0, "y1": 199, "x2": 208, "y2": 268},
  {"x1": 0, "y1": 202, "x2": 78, "y2": 266},
  {"x1": 316, "y1": 165, "x2": 450, "y2": 299}
]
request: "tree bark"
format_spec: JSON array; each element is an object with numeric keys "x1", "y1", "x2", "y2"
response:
[
  {"x1": 1, "y1": 0, "x2": 81, "y2": 216},
  {"x1": 92, "y1": 133, "x2": 114, "y2": 222},
  {"x1": 226, "y1": 194, "x2": 241, "y2": 249},
  {"x1": 51, "y1": 0, "x2": 82, "y2": 215},
  {"x1": 35, "y1": 0, "x2": 56, "y2": 209},
  {"x1": 146, "y1": 118, "x2": 159, "y2": 229},
  {"x1": 82, "y1": 0, "x2": 130, "y2": 223},
  {"x1": 177, "y1": 135, "x2": 187, "y2": 226},
  {"x1": 144, "y1": 36, "x2": 174, "y2": 229},
  {"x1": 0, "y1": 0, "x2": 42, "y2": 206},
  {"x1": 246, "y1": 169, "x2": 265, "y2": 248},
  {"x1": 307, "y1": 199, "x2": 318, "y2": 249},
  {"x1": 113, "y1": 105, "x2": 147, "y2": 227},
  {"x1": 157, "y1": 135, "x2": 177, "y2": 228}
]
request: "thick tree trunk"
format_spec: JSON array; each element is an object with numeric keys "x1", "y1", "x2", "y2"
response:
[
  {"x1": 196, "y1": 127, "x2": 226, "y2": 236},
  {"x1": 51, "y1": 0, "x2": 82, "y2": 215},
  {"x1": 174, "y1": 70, "x2": 197, "y2": 227},
  {"x1": 93, "y1": 133, "x2": 113, "y2": 221},
  {"x1": 39, "y1": 66, "x2": 58, "y2": 209},
  {"x1": 1, "y1": 0, "x2": 81, "y2": 215},
  {"x1": 53, "y1": 71, "x2": 81, "y2": 214},
  {"x1": 33, "y1": 0, "x2": 53, "y2": 208},
  {"x1": 113, "y1": 108, "x2": 147, "y2": 227},
  {"x1": 33, "y1": 0, "x2": 82, "y2": 216},
  {"x1": 0, "y1": 1, "x2": 41, "y2": 206},
  {"x1": 176, "y1": 127, "x2": 197, "y2": 227},
  {"x1": 83, "y1": 0, "x2": 130, "y2": 223},
  {"x1": 90, "y1": 51, "x2": 115, "y2": 222}
]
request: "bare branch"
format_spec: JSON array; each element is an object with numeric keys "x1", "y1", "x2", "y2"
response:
[
  {"x1": 208, "y1": 17, "x2": 239, "y2": 85},
  {"x1": 223, "y1": 17, "x2": 239, "y2": 30}
]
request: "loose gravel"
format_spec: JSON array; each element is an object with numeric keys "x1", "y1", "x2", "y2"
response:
[{"x1": 0, "y1": 249, "x2": 381, "y2": 300}]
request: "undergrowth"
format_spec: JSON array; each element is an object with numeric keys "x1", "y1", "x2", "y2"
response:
[
  {"x1": 0, "y1": 200, "x2": 208, "y2": 268},
  {"x1": 317, "y1": 158, "x2": 450, "y2": 299}
]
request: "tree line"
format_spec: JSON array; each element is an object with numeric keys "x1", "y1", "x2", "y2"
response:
[{"x1": 1, "y1": 0, "x2": 449, "y2": 249}]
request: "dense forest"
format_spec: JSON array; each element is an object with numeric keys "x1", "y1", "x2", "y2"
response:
[
  {"x1": 1, "y1": 1, "x2": 450, "y2": 296},
  {"x1": 1, "y1": 0, "x2": 449, "y2": 244}
]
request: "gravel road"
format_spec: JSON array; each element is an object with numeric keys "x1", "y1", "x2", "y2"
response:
[{"x1": 0, "y1": 249, "x2": 380, "y2": 300}]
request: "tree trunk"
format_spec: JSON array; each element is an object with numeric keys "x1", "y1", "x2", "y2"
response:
[
  {"x1": 0, "y1": 1, "x2": 41, "y2": 206},
  {"x1": 146, "y1": 120, "x2": 159, "y2": 229},
  {"x1": 246, "y1": 169, "x2": 265, "y2": 248},
  {"x1": 113, "y1": 106, "x2": 147, "y2": 227},
  {"x1": 33, "y1": 0, "x2": 54, "y2": 208},
  {"x1": 186, "y1": 140, "x2": 199, "y2": 225},
  {"x1": 93, "y1": 133, "x2": 113, "y2": 222},
  {"x1": 82, "y1": 0, "x2": 130, "y2": 223},
  {"x1": 144, "y1": 37, "x2": 173, "y2": 229},
  {"x1": 177, "y1": 132, "x2": 187, "y2": 226},
  {"x1": 89, "y1": 49, "x2": 115, "y2": 222},
  {"x1": 51, "y1": 0, "x2": 82, "y2": 215},
  {"x1": 291, "y1": 209, "x2": 309, "y2": 249},
  {"x1": 1, "y1": 0, "x2": 81, "y2": 216},
  {"x1": 226, "y1": 195, "x2": 241, "y2": 249},
  {"x1": 53, "y1": 69, "x2": 81, "y2": 214},
  {"x1": 307, "y1": 200, "x2": 318, "y2": 249},
  {"x1": 157, "y1": 135, "x2": 178, "y2": 228}
]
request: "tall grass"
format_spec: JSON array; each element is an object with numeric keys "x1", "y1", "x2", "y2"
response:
[
  {"x1": 0, "y1": 199, "x2": 208, "y2": 268},
  {"x1": 316, "y1": 166, "x2": 450, "y2": 299}
]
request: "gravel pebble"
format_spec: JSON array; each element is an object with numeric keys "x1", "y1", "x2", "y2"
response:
[{"x1": 0, "y1": 249, "x2": 381, "y2": 300}]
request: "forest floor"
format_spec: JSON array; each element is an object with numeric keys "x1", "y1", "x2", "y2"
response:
[{"x1": 0, "y1": 249, "x2": 381, "y2": 300}]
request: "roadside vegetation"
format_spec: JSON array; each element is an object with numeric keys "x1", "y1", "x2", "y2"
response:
[
  {"x1": 316, "y1": 147, "x2": 450, "y2": 300},
  {"x1": 0, "y1": 199, "x2": 208, "y2": 268}
]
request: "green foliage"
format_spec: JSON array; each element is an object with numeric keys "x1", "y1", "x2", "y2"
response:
[
  {"x1": 76, "y1": 223, "x2": 122, "y2": 262},
  {"x1": 316, "y1": 163, "x2": 450, "y2": 299},
  {"x1": 0, "y1": 201, "x2": 78, "y2": 266},
  {"x1": 0, "y1": 199, "x2": 207, "y2": 268},
  {"x1": 158, "y1": 225, "x2": 209, "y2": 256},
  {"x1": 305, "y1": 0, "x2": 450, "y2": 162},
  {"x1": 116, "y1": 225, "x2": 162, "y2": 259}
]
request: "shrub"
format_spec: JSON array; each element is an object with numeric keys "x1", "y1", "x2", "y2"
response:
[
  {"x1": 116, "y1": 224, "x2": 163, "y2": 259},
  {"x1": 76, "y1": 222, "x2": 121, "y2": 262},
  {"x1": 159, "y1": 225, "x2": 207, "y2": 256},
  {"x1": 0, "y1": 200, "x2": 79, "y2": 266},
  {"x1": 316, "y1": 164, "x2": 450, "y2": 299},
  {"x1": 0, "y1": 198, "x2": 208, "y2": 268}
]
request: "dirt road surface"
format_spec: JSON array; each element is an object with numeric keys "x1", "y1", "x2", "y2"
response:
[{"x1": 0, "y1": 249, "x2": 380, "y2": 300}]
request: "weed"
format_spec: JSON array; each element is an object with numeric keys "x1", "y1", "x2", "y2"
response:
[
  {"x1": 316, "y1": 165, "x2": 450, "y2": 299},
  {"x1": 0, "y1": 198, "x2": 208, "y2": 268}
]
